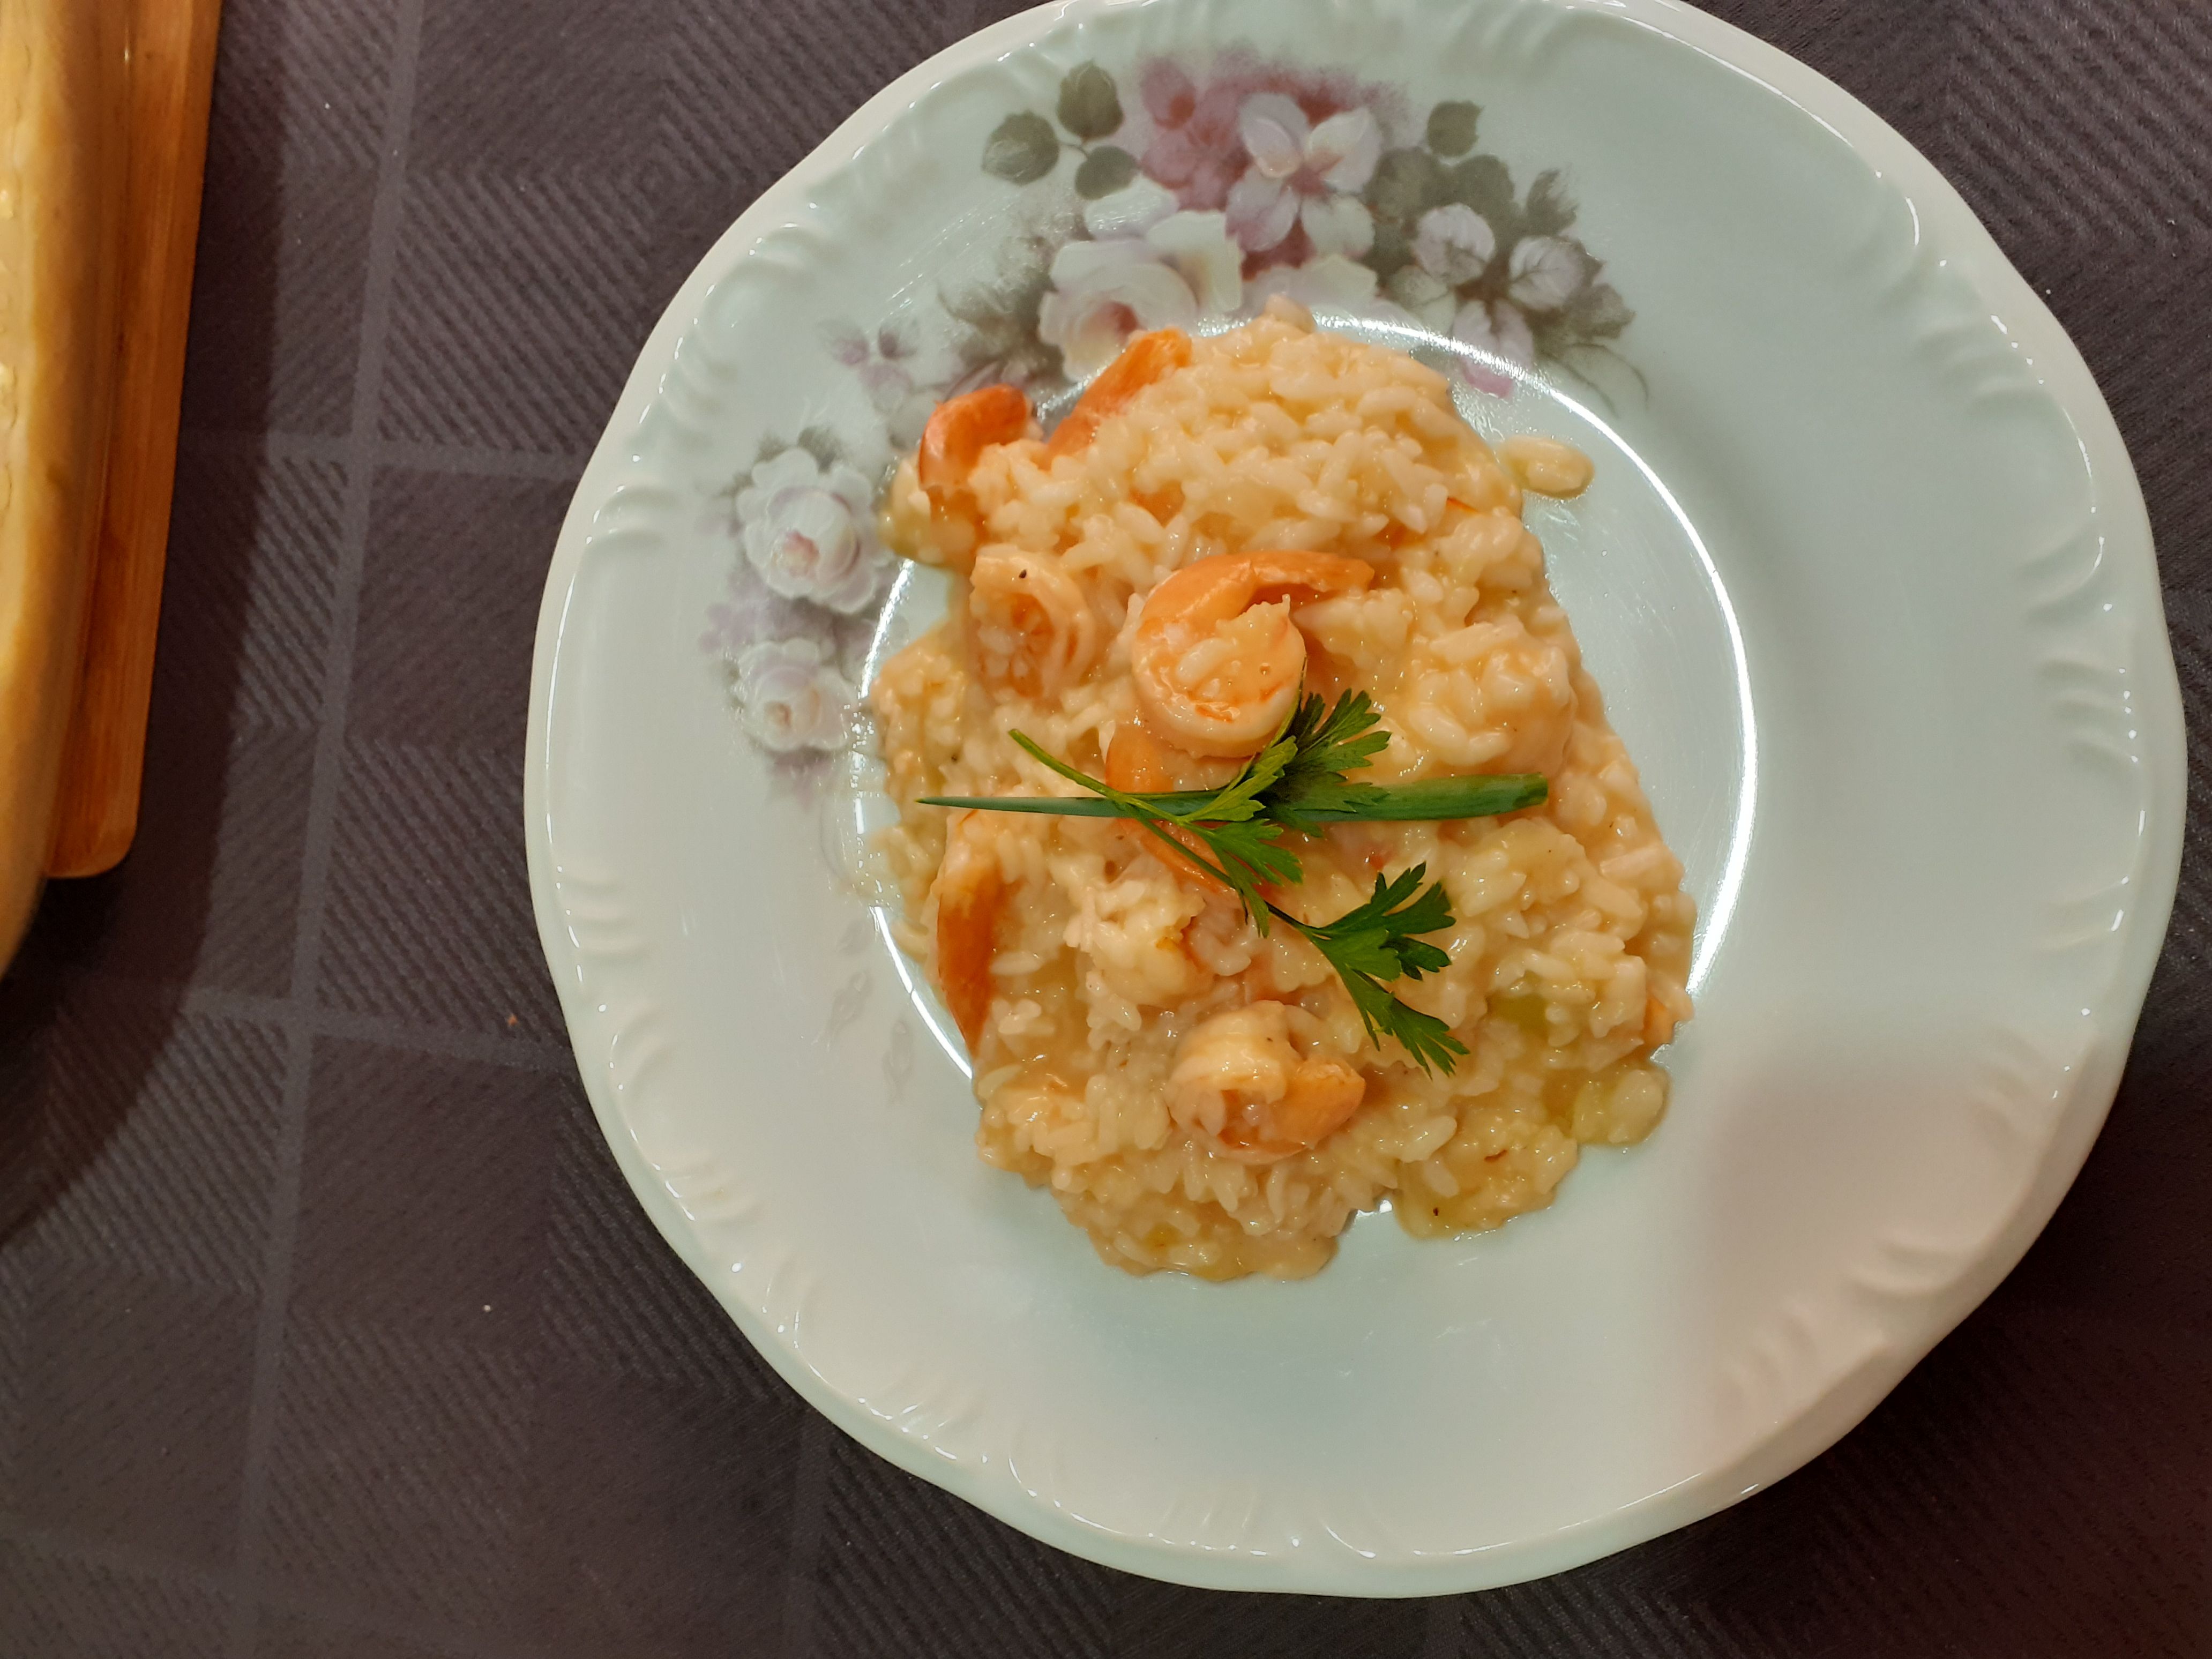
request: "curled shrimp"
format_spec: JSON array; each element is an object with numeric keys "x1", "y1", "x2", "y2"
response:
[
  {"x1": 920, "y1": 383, "x2": 1030, "y2": 502},
  {"x1": 931, "y1": 813, "x2": 1007, "y2": 1051},
  {"x1": 1168, "y1": 1001, "x2": 1368, "y2": 1164},
  {"x1": 1130, "y1": 550, "x2": 1374, "y2": 757},
  {"x1": 1045, "y1": 328, "x2": 1192, "y2": 458},
  {"x1": 896, "y1": 384, "x2": 1032, "y2": 573},
  {"x1": 968, "y1": 550, "x2": 1101, "y2": 697}
]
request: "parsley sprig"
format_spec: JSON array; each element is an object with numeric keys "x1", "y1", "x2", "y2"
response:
[
  {"x1": 920, "y1": 692, "x2": 1546, "y2": 1074},
  {"x1": 1294, "y1": 864, "x2": 1466, "y2": 1074}
]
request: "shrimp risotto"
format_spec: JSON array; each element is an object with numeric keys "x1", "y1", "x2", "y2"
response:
[{"x1": 871, "y1": 301, "x2": 1694, "y2": 1280}]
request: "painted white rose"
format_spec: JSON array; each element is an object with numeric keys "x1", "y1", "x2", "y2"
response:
[
  {"x1": 1039, "y1": 241, "x2": 1197, "y2": 377},
  {"x1": 735, "y1": 447, "x2": 889, "y2": 615},
  {"x1": 1081, "y1": 175, "x2": 1179, "y2": 238},
  {"x1": 1037, "y1": 205, "x2": 1244, "y2": 377},
  {"x1": 1223, "y1": 94, "x2": 1382, "y2": 255},
  {"x1": 733, "y1": 636, "x2": 855, "y2": 754},
  {"x1": 1242, "y1": 253, "x2": 1383, "y2": 318},
  {"x1": 1146, "y1": 211, "x2": 1245, "y2": 310}
]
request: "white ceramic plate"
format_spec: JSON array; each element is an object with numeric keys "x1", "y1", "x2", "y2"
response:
[{"x1": 526, "y1": 0, "x2": 2183, "y2": 1594}]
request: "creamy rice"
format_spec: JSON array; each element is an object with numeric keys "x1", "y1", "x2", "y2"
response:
[{"x1": 871, "y1": 302, "x2": 1693, "y2": 1280}]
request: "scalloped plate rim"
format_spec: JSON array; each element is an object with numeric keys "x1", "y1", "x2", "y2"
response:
[{"x1": 525, "y1": 0, "x2": 2185, "y2": 1595}]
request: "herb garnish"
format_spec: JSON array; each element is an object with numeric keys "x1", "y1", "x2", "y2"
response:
[{"x1": 921, "y1": 692, "x2": 1546, "y2": 1074}]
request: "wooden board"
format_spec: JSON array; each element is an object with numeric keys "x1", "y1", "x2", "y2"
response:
[
  {"x1": 44, "y1": 0, "x2": 224, "y2": 878},
  {"x1": 0, "y1": 0, "x2": 130, "y2": 962}
]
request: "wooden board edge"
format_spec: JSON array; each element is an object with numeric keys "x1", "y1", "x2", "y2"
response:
[{"x1": 44, "y1": 0, "x2": 225, "y2": 878}]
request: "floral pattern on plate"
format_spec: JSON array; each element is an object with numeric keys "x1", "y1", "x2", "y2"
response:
[
  {"x1": 706, "y1": 49, "x2": 1633, "y2": 760},
  {"x1": 701, "y1": 431, "x2": 892, "y2": 764}
]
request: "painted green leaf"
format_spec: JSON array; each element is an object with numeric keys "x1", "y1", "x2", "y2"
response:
[
  {"x1": 1057, "y1": 63, "x2": 1124, "y2": 140},
  {"x1": 1367, "y1": 219, "x2": 1412, "y2": 281},
  {"x1": 983, "y1": 111, "x2": 1060, "y2": 184},
  {"x1": 944, "y1": 227, "x2": 1071, "y2": 387},
  {"x1": 1565, "y1": 279, "x2": 1633, "y2": 339},
  {"x1": 1366, "y1": 146, "x2": 1444, "y2": 222},
  {"x1": 1425, "y1": 100, "x2": 1480, "y2": 158},
  {"x1": 1523, "y1": 169, "x2": 1579, "y2": 236},
  {"x1": 1444, "y1": 153, "x2": 1516, "y2": 230},
  {"x1": 1073, "y1": 144, "x2": 1139, "y2": 199}
]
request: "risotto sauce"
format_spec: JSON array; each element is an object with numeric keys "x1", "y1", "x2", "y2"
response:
[{"x1": 871, "y1": 301, "x2": 1693, "y2": 1279}]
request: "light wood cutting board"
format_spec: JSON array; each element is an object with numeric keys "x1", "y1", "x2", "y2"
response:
[{"x1": 44, "y1": 0, "x2": 225, "y2": 878}]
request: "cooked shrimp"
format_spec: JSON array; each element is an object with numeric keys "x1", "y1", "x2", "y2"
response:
[
  {"x1": 968, "y1": 550, "x2": 1101, "y2": 696},
  {"x1": 1046, "y1": 328, "x2": 1193, "y2": 458},
  {"x1": 1131, "y1": 550, "x2": 1374, "y2": 757},
  {"x1": 1168, "y1": 1002, "x2": 1368, "y2": 1164},
  {"x1": 920, "y1": 383, "x2": 1030, "y2": 500},
  {"x1": 931, "y1": 813, "x2": 1007, "y2": 1050},
  {"x1": 1103, "y1": 723, "x2": 1236, "y2": 794},
  {"x1": 1103, "y1": 723, "x2": 1240, "y2": 892},
  {"x1": 895, "y1": 384, "x2": 1032, "y2": 574}
]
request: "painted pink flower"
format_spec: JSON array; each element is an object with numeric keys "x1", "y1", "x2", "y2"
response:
[
  {"x1": 1140, "y1": 62, "x2": 1250, "y2": 212},
  {"x1": 699, "y1": 559, "x2": 828, "y2": 662},
  {"x1": 1137, "y1": 54, "x2": 1405, "y2": 223},
  {"x1": 1223, "y1": 94, "x2": 1381, "y2": 258}
]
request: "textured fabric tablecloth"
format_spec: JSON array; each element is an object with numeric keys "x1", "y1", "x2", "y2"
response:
[{"x1": 1, "y1": 1, "x2": 2205, "y2": 1653}]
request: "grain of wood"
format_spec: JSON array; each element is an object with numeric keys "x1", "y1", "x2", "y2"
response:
[
  {"x1": 44, "y1": 0, "x2": 224, "y2": 878},
  {"x1": 0, "y1": 2, "x2": 128, "y2": 962}
]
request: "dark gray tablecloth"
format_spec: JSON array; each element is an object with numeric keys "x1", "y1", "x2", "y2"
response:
[{"x1": 2, "y1": 1, "x2": 2205, "y2": 1653}]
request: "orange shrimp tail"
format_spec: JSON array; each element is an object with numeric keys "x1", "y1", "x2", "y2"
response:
[
  {"x1": 1127, "y1": 823, "x2": 1231, "y2": 895},
  {"x1": 936, "y1": 864, "x2": 1005, "y2": 1051},
  {"x1": 1105, "y1": 726, "x2": 1234, "y2": 894},
  {"x1": 1138, "y1": 549, "x2": 1374, "y2": 624},
  {"x1": 1047, "y1": 328, "x2": 1194, "y2": 458},
  {"x1": 1238, "y1": 549, "x2": 1376, "y2": 604},
  {"x1": 919, "y1": 383, "x2": 1030, "y2": 494},
  {"x1": 1104, "y1": 724, "x2": 1192, "y2": 794}
]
